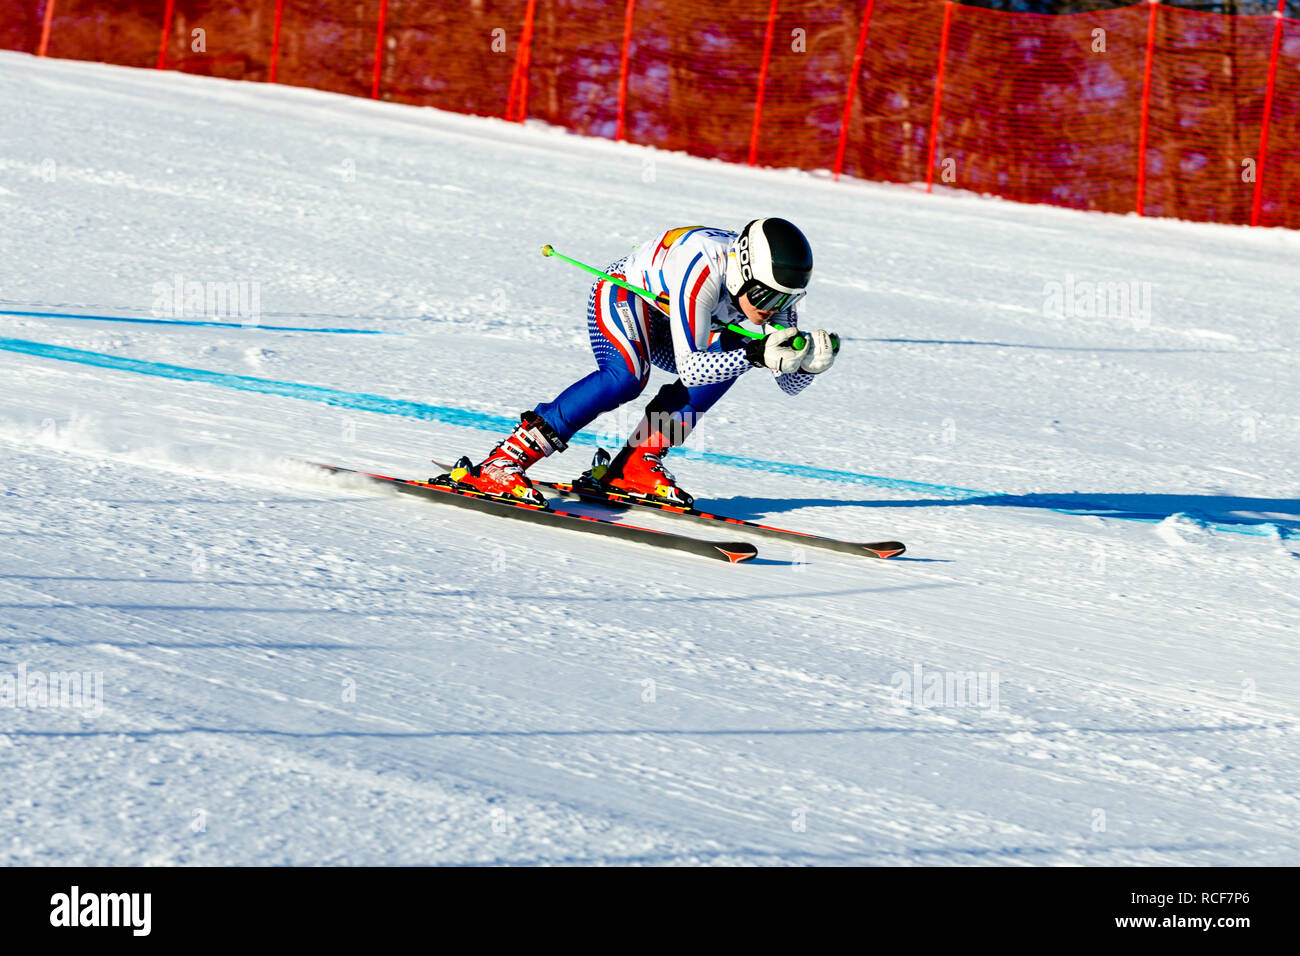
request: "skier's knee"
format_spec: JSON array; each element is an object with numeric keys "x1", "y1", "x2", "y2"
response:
[{"x1": 606, "y1": 369, "x2": 647, "y2": 408}]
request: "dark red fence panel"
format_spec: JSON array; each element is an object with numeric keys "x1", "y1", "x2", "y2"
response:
[
  {"x1": 1260, "y1": 18, "x2": 1300, "y2": 226},
  {"x1": 753, "y1": 0, "x2": 854, "y2": 172},
  {"x1": 272, "y1": 0, "x2": 379, "y2": 99},
  {"x1": 0, "y1": 0, "x2": 42, "y2": 54},
  {"x1": 381, "y1": 0, "x2": 523, "y2": 118},
  {"x1": 1145, "y1": 7, "x2": 1277, "y2": 223},
  {"x1": 2, "y1": 1, "x2": 1296, "y2": 229},
  {"x1": 622, "y1": 0, "x2": 774, "y2": 164},
  {"x1": 525, "y1": 0, "x2": 624, "y2": 137},
  {"x1": 839, "y1": 0, "x2": 947, "y2": 187},
  {"x1": 34, "y1": 0, "x2": 168, "y2": 68},
  {"x1": 158, "y1": 0, "x2": 277, "y2": 80},
  {"x1": 935, "y1": 6, "x2": 1150, "y2": 215}
]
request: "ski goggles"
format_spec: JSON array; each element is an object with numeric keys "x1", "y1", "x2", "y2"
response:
[{"x1": 743, "y1": 281, "x2": 806, "y2": 313}]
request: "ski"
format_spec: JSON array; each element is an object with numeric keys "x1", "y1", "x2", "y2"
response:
[
  {"x1": 551, "y1": 480, "x2": 905, "y2": 559},
  {"x1": 430, "y1": 459, "x2": 905, "y2": 559},
  {"x1": 313, "y1": 464, "x2": 758, "y2": 564}
]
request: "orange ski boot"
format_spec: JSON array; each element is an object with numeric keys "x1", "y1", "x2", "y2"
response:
[
  {"x1": 599, "y1": 427, "x2": 694, "y2": 508},
  {"x1": 446, "y1": 411, "x2": 566, "y2": 507}
]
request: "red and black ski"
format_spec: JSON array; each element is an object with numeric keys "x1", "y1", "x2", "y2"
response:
[
  {"x1": 545, "y1": 479, "x2": 906, "y2": 559},
  {"x1": 428, "y1": 459, "x2": 904, "y2": 559},
  {"x1": 313, "y1": 464, "x2": 758, "y2": 564}
]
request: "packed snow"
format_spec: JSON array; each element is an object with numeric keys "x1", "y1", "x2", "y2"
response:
[{"x1": 0, "y1": 51, "x2": 1297, "y2": 865}]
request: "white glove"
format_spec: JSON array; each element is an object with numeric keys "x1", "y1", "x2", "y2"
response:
[
  {"x1": 799, "y1": 329, "x2": 837, "y2": 374},
  {"x1": 744, "y1": 326, "x2": 808, "y2": 374}
]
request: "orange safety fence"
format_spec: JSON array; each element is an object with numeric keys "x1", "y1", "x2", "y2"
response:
[{"x1": 3, "y1": 0, "x2": 1297, "y2": 227}]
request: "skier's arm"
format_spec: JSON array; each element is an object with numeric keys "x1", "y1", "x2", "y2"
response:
[
  {"x1": 666, "y1": 252, "x2": 751, "y2": 387},
  {"x1": 775, "y1": 370, "x2": 815, "y2": 396}
]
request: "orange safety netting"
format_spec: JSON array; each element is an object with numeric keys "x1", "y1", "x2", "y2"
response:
[{"x1": 4, "y1": 0, "x2": 1297, "y2": 228}]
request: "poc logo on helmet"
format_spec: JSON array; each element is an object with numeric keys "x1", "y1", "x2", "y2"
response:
[{"x1": 735, "y1": 235, "x2": 752, "y2": 281}]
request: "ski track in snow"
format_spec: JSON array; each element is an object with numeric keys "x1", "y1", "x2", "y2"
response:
[{"x1": 0, "y1": 52, "x2": 1297, "y2": 866}]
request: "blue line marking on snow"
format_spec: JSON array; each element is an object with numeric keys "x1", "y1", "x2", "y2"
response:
[
  {"x1": 1, "y1": 336, "x2": 1291, "y2": 540},
  {"x1": 0, "y1": 335, "x2": 501, "y2": 428},
  {"x1": 0, "y1": 309, "x2": 395, "y2": 335}
]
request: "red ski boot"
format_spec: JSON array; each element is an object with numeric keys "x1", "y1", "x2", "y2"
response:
[
  {"x1": 445, "y1": 411, "x2": 566, "y2": 507},
  {"x1": 596, "y1": 427, "x2": 694, "y2": 508}
]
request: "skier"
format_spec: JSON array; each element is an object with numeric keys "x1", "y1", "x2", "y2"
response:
[{"x1": 447, "y1": 218, "x2": 837, "y2": 508}]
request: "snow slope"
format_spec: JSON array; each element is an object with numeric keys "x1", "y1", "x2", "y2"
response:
[{"x1": 0, "y1": 51, "x2": 1297, "y2": 865}]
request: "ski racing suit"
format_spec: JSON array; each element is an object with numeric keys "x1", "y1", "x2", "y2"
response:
[{"x1": 533, "y1": 225, "x2": 815, "y2": 445}]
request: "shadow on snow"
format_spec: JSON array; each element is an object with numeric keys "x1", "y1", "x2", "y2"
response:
[{"x1": 707, "y1": 491, "x2": 1300, "y2": 536}]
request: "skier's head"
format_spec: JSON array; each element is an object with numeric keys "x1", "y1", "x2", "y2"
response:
[{"x1": 725, "y1": 218, "x2": 813, "y2": 315}]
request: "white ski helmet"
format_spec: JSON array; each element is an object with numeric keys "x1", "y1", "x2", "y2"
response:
[{"x1": 725, "y1": 217, "x2": 813, "y2": 312}]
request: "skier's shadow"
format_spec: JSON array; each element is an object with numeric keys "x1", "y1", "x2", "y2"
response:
[{"x1": 706, "y1": 492, "x2": 1300, "y2": 535}]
